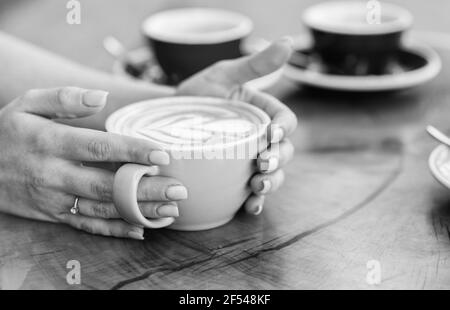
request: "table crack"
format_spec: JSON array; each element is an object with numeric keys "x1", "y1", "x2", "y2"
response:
[{"x1": 110, "y1": 151, "x2": 404, "y2": 289}]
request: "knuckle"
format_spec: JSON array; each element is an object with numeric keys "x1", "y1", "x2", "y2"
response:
[
  {"x1": 87, "y1": 140, "x2": 113, "y2": 161},
  {"x1": 92, "y1": 202, "x2": 112, "y2": 218},
  {"x1": 81, "y1": 221, "x2": 108, "y2": 236},
  {"x1": 288, "y1": 113, "x2": 298, "y2": 131},
  {"x1": 140, "y1": 202, "x2": 162, "y2": 217},
  {"x1": 209, "y1": 60, "x2": 231, "y2": 77},
  {"x1": 125, "y1": 145, "x2": 140, "y2": 162},
  {"x1": 79, "y1": 222, "x2": 97, "y2": 235},
  {"x1": 141, "y1": 185, "x2": 156, "y2": 201},
  {"x1": 90, "y1": 181, "x2": 112, "y2": 201},
  {"x1": 0, "y1": 111, "x2": 21, "y2": 133},
  {"x1": 277, "y1": 170, "x2": 285, "y2": 184},
  {"x1": 285, "y1": 140, "x2": 295, "y2": 156},
  {"x1": 29, "y1": 174, "x2": 46, "y2": 188},
  {"x1": 214, "y1": 60, "x2": 230, "y2": 70},
  {"x1": 29, "y1": 124, "x2": 53, "y2": 152},
  {"x1": 57, "y1": 87, "x2": 77, "y2": 105},
  {"x1": 139, "y1": 204, "x2": 155, "y2": 217},
  {"x1": 21, "y1": 89, "x2": 41, "y2": 102},
  {"x1": 248, "y1": 59, "x2": 268, "y2": 77},
  {"x1": 270, "y1": 53, "x2": 285, "y2": 68},
  {"x1": 24, "y1": 166, "x2": 48, "y2": 191},
  {"x1": 258, "y1": 150, "x2": 271, "y2": 161},
  {"x1": 250, "y1": 174, "x2": 262, "y2": 188},
  {"x1": 155, "y1": 187, "x2": 170, "y2": 201},
  {"x1": 265, "y1": 49, "x2": 288, "y2": 69}
]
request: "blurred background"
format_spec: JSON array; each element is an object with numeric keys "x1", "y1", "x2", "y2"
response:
[{"x1": 0, "y1": 0, "x2": 449, "y2": 72}]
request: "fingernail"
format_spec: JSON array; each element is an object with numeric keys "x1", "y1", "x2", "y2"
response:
[
  {"x1": 259, "y1": 157, "x2": 279, "y2": 173},
  {"x1": 252, "y1": 205, "x2": 263, "y2": 215},
  {"x1": 271, "y1": 127, "x2": 284, "y2": 143},
  {"x1": 157, "y1": 204, "x2": 179, "y2": 217},
  {"x1": 166, "y1": 185, "x2": 188, "y2": 200},
  {"x1": 149, "y1": 150, "x2": 170, "y2": 165},
  {"x1": 258, "y1": 180, "x2": 272, "y2": 194},
  {"x1": 279, "y1": 36, "x2": 294, "y2": 49},
  {"x1": 128, "y1": 230, "x2": 144, "y2": 240},
  {"x1": 82, "y1": 90, "x2": 109, "y2": 107}
]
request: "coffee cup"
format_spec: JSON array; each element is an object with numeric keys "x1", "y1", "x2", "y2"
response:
[
  {"x1": 106, "y1": 97, "x2": 270, "y2": 231},
  {"x1": 302, "y1": 1, "x2": 413, "y2": 75},
  {"x1": 141, "y1": 8, "x2": 253, "y2": 84}
]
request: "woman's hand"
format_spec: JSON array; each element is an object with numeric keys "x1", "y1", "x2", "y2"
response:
[
  {"x1": 178, "y1": 38, "x2": 298, "y2": 214},
  {"x1": 0, "y1": 87, "x2": 186, "y2": 240}
]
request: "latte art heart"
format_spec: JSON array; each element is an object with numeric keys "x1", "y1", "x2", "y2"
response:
[
  {"x1": 107, "y1": 97, "x2": 269, "y2": 150},
  {"x1": 136, "y1": 107, "x2": 258, "y2": 146}
]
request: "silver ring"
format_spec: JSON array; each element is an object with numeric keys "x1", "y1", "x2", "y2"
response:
[{"x1": 70, "y1": 197, "x2": 80, "y2": 215}]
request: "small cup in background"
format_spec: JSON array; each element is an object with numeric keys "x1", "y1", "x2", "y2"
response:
[
  {"x1": 302, "y1": 1, "x2": 413, "y2": 75},
  {"x1": 142, "y1": 8, "x2": 253, "y2": 83}
]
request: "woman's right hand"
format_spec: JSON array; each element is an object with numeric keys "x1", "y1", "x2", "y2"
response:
[{"x1": 0, "y1": 87, "x2": 187, "y2": 240}]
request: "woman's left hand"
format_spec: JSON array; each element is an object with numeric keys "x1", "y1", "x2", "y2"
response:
[{"x1": 177, "y1": 38, "x2": 298, "y2": 215}]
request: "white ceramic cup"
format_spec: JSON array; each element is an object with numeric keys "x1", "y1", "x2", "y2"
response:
[{"x1": 106, "y1": 97, "x2": 270, "y2": 231}]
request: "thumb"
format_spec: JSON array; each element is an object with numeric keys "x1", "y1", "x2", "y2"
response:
[
  {"x1": 12, "y1": 87, "x2": 108, "y2": 119},
  {"x1": 220, "y1": 36, "x2": 293, "y2": 86}
]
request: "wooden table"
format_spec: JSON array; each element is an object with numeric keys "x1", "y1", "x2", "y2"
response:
[{"x1": 1, "y1": 0, "x2": 450, "y2": 289}]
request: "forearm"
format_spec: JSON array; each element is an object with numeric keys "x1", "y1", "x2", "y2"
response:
[{"x1": 0, "y1": 32, "x2": 175, "y2": 129}]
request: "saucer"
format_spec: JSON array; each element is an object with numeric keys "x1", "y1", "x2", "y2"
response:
[
  {"x1": 284, "y1": 36, "x2": 442, "y2": 92},
  {"x1": 429, "y1": 145, "x2": 450, "y2": 189},
  {"x1": 111, "y1": 38, "x2": 283, "y2": 91}
]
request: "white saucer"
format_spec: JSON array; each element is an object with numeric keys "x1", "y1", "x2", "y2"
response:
[
  {"x1": 429, "y1": 144, "x2": 450, "y2": 189},
  {"x1": 284, "y1": 37, "x2": 442, "y2": 92},
  {"x1": 111, "y1": 38, "x2": 282, "y2": 91}
]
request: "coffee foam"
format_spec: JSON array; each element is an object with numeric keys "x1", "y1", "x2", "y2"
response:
[
  {"x1": 142, "y1": 8, "x2": 253, "y2": 44},
  {"x1": 106, "y1": 97, "x2": 270, "y2": 151},
  {"x1": 302, "y1": 1, "x2": 413, "y2": 35}
]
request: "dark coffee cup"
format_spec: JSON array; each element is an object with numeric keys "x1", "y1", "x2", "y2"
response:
[
  {"x1": 302, "y1": 1, "x2": 413, "y2": 75},
  {"x1": 142, "y1": 8, "x2": 253, "y2": 84}
]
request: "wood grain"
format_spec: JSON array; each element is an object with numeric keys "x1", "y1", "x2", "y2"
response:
[{"x1": 1, "y1": 0, "x2": 450, "y2": 289}]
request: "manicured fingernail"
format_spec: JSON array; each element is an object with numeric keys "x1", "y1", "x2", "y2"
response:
[
  {"x1": 166, "y1": 185, "x2": 188, "y2": 200},
  {"x1": 280, "y1": 36, "x2": 294, "y2": 49},
  {"x1": 82, "y1": 90, "x2": 109, "y2": 107},
  {"x1": 259, "y1": 157, "x2": 279, "y2": 173},
  {"x1": 271, "y1": 127, "x2": 284, "y2": 143},
  {"x1": 128, "y1": 230, "x2": 144, "y2": 240},
  {"x1": 149, "y1": 150, "x2": 170, "y2": 165},
  {"x1": 258, "y1": 180, "x2": 272, "y2": 194},
  {"x1": 157, "y1": 204, "x2": 179, "y2": 217},
  {"x1": 252, "y1": 205, "x2": 263, "y2": 215}
]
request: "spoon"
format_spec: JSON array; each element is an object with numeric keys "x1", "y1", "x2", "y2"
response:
[
  {"x1": 427, "y1": 125, "x2": 450, "y2": 146},
  {"x1": 103, "y1": 36, "x2": 144, "y2": 77}
]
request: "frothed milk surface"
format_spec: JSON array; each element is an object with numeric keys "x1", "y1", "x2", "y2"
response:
[{"x1": 106, "y1": 97, "x2": 270, "y2": 150}]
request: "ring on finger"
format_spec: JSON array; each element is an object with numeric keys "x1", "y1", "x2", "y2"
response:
[{"x1": 70, "y1": 196, "x2": 80, "y2": 215}]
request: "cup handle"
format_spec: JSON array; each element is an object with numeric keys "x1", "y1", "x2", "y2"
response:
[{"x1": 113, "y1": 163, "x2": 175, "y2": 229}]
